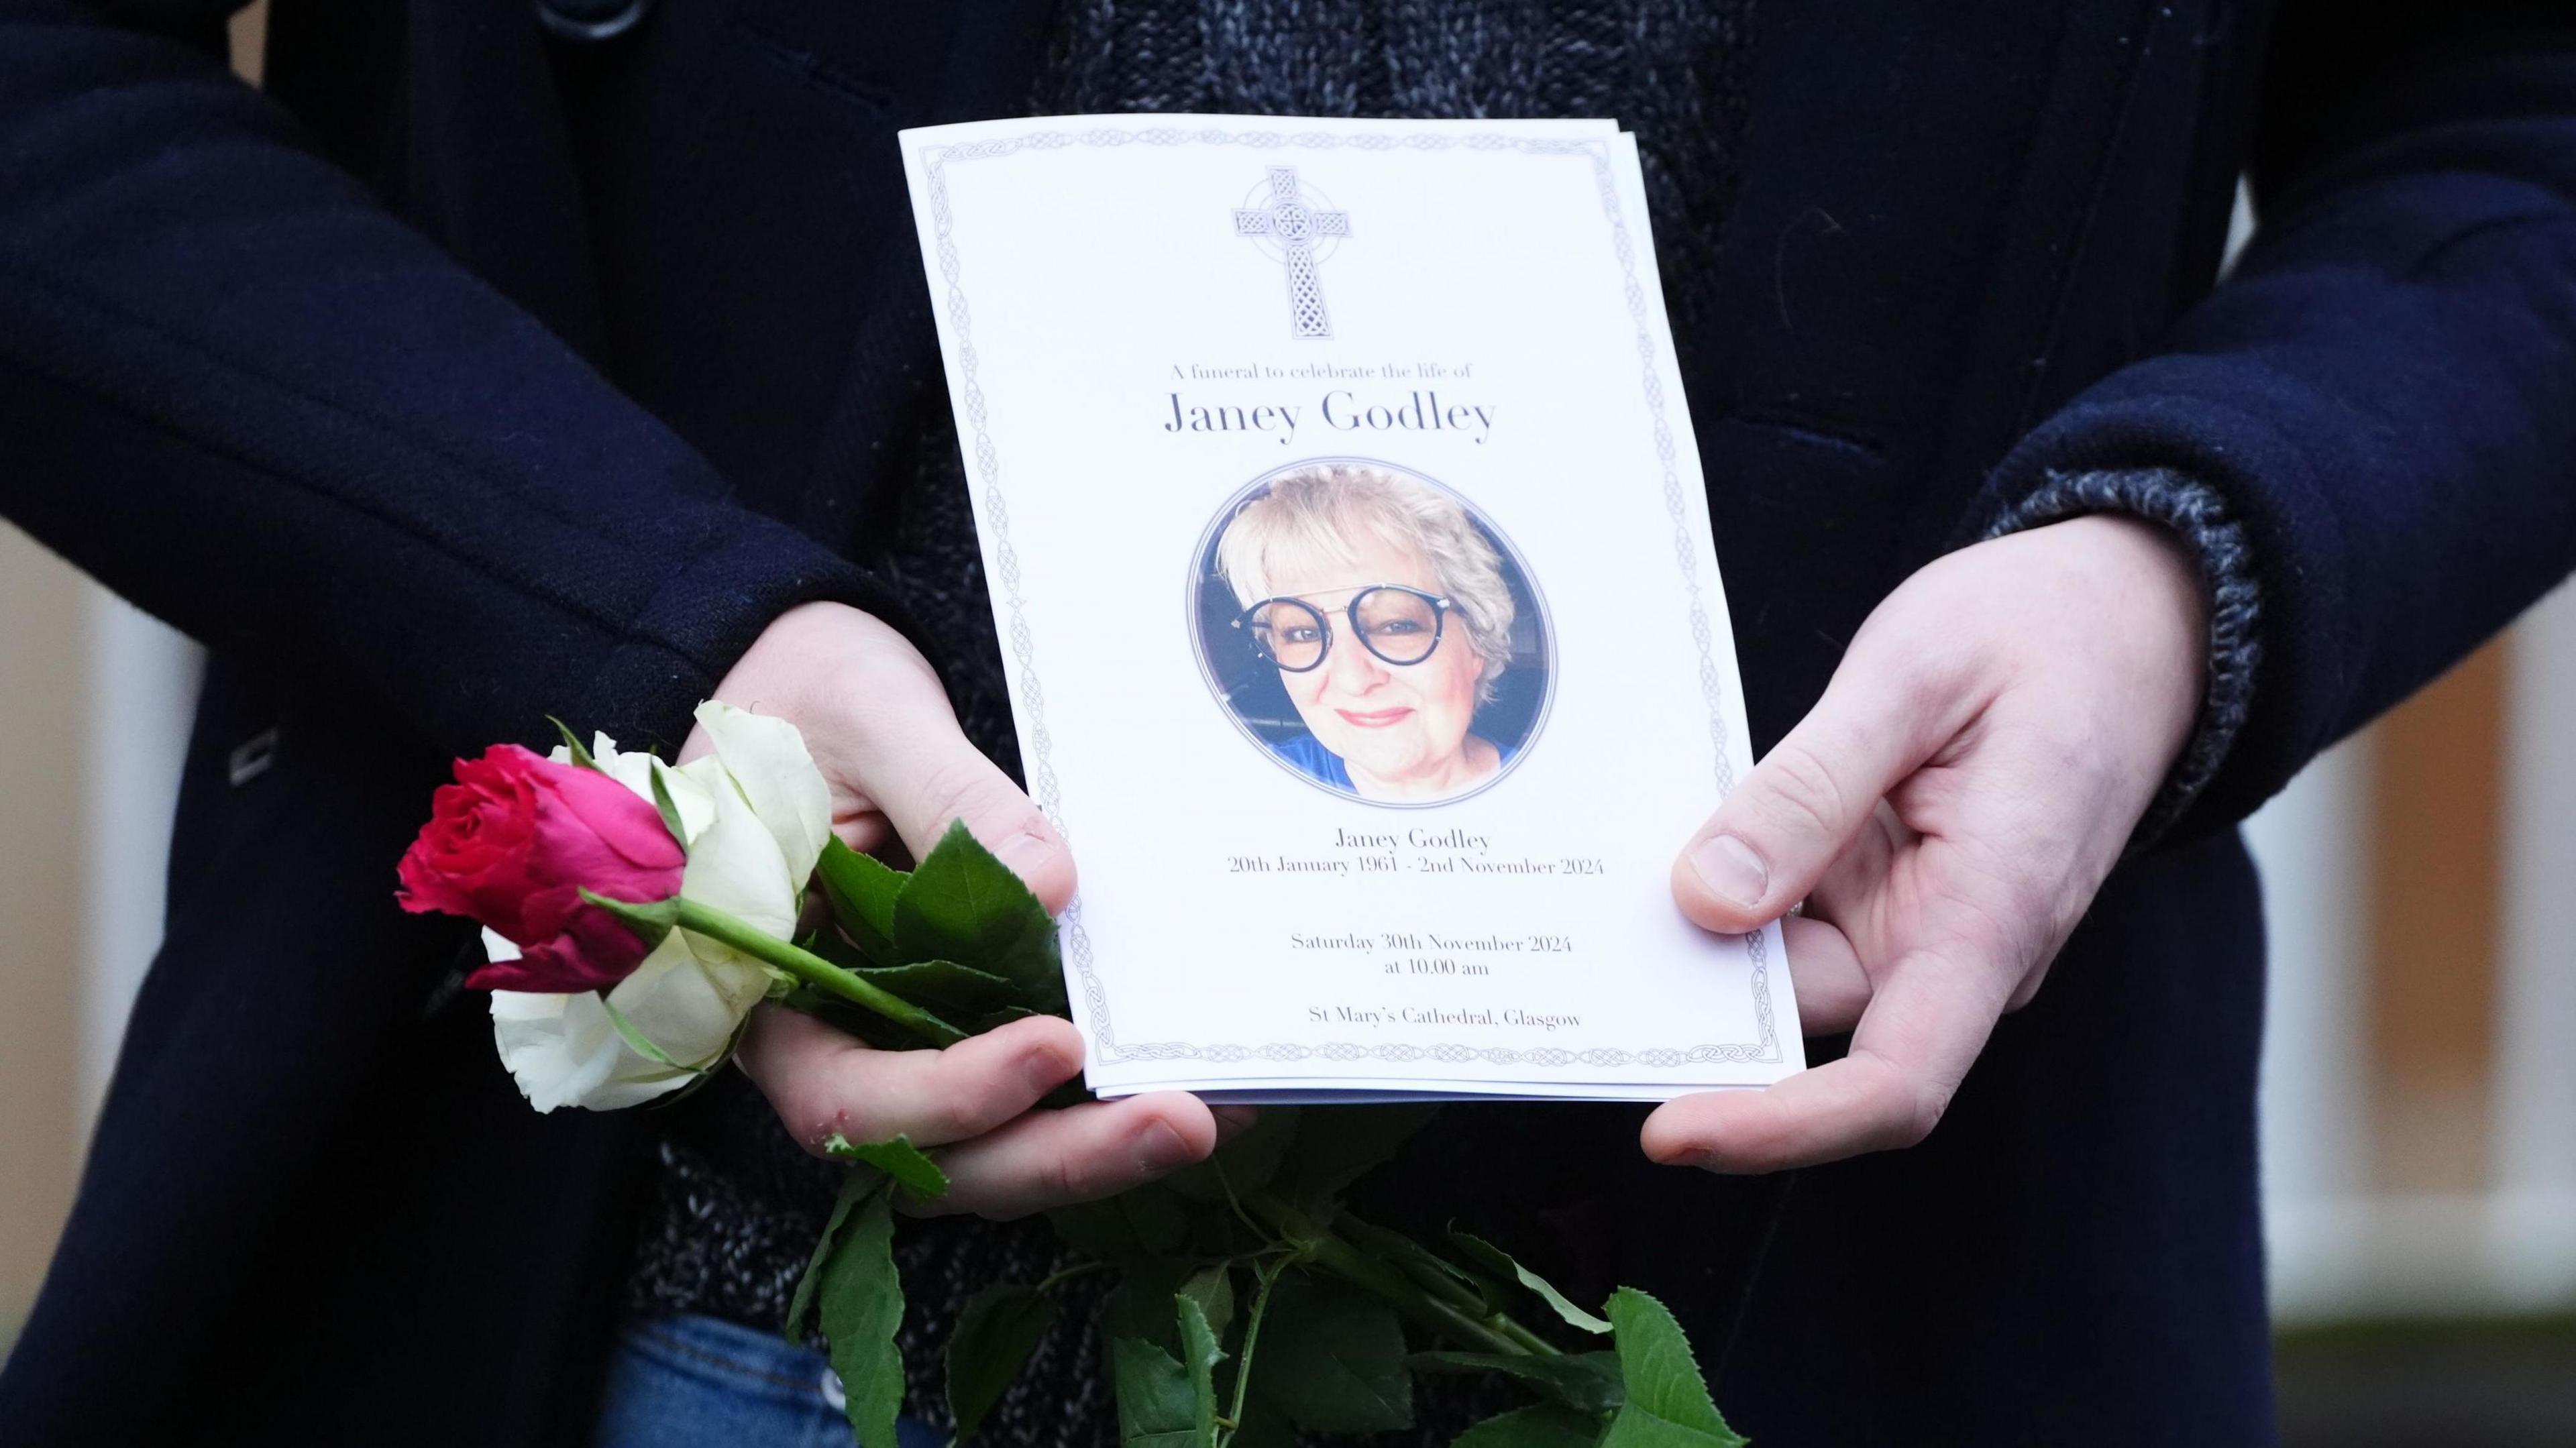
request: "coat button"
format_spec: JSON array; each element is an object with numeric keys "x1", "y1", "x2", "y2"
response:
[{"x1": 535, "y1": 0, "x2": 651, "y2": 42}]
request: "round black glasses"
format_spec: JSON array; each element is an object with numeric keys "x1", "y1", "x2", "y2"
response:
[{"x1": 1232, "y1": 585, "x2": 1453, "y2": 673}]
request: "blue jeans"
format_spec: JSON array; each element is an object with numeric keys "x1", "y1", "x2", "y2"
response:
[{"x1": 592, "y1": 1313, "x2": 944, "y2": 1448}]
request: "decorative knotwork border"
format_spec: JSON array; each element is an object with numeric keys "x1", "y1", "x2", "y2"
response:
[{"x1": 919, "y1": 125, "x2": 1780, "y2": 1072}]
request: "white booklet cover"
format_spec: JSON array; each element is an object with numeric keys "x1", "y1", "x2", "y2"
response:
[{"x1": 898, "y1": 115, "x2": 1801, "y2": 1103}]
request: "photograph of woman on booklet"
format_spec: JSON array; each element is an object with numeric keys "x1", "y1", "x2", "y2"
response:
[{"x1": 1199, "y1": 462, "x2": 1550, "y2": 805}]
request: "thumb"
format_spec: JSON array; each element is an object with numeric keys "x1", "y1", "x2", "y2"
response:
[
  {"x1": 839, "y1": 669, "x2": 1077, "y2": 915},
  {"x1": 1672, "y1": 661, "x2": 1960, "y2": 934},
  {"x1": 697, "y1": 603, "x2": 1078, "y2": 913}
]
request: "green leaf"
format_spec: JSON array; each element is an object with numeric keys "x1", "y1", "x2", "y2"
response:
[
  {"x1": 1599, "y1": 1289, "x2": 1744, "y2": 1448},
  {"x1": 1101, "y1": 1266, "x2": 1188, "y2": 1357},
  {"x1": 1338, "y1": 1217, "x2": 1501, "y2": 1315},
  {"x1": 1099, "y1": 1255, "x2": 1248, "y2": 1359},
  {"x1": 1269, "y1": 1104, "x2": 1438, "y2": 1210},
  {"x1": 893, "y1": 820, "x2": 1067, "y2": 1013},
  {"x1": 946, "y1": 1284, "x2": 1057, "y2": 1443},
  {"x1": 1176, "y1": 1294, "x2": 1224, "y2": 1446},
  {"x1": 1179, "y1": 1264, "x2": 1234, "y2": 1342},
  {"x1": 1457, "y1": 1404, "x2": 1612, "y2": 1448},
  {"x1": 786, "y1": 1166, "x2": 873, "y2": 1347},
  {"x1": 1598, "y1": 1414, "x2": 1750, "y2": 1448},
  {"x1": 1112, "y1": 1336, "x2": 1205, "y2": 1448},
  {"x1": 816, "y1": 837, "x2": 905, "y2": 963},
  {"x1": 1047, "y1": 1184, "x2": 1193, "y2": 1265},
  {"x1": 548, "y1": 717, "x2": 601, "y2": 772},
  {"x1": 1407, "y1": 1351, "x2": 1625, "y2": 1416},
  {"x1": 816, "y1": 1182, "x2": 908, "y2": 1448},
  {"x1": 852, "y1": 958, "x2": 1020, "y2": 1013},
  {"x1": 645, "y1": 759, "x2": 690, "y2": 846},
  {"x1": 1452, "y1": 1231, "x2": 1612, "y2": 1335},
  {"x1": 821, "y1": 1133, "x2": 951, "y2": 1202},
  {"x1": 1248, "y1": 1278, "x2": 1412, "y2": 1433}
]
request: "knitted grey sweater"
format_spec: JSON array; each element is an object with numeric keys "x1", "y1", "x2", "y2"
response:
[{"x1": 623, "y1": 3, "x2": 2257, "y2": 1443}]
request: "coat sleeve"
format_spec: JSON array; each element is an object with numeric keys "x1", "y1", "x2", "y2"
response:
[
  {"x1": 1970, "y1": 0, "x2": 2576, "y2": 837},
  {"x1": 0, "y1": 1, "x2": 898, "y2": 757}
]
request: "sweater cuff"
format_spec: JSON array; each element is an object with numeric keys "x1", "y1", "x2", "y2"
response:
[{"x1": 1980, "y1": 467, "x2": 2263, "y2": 850}]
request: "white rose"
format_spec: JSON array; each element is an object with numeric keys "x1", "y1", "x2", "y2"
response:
[{"x1": 488, "y1": 702, "x2": 833, "y2": 1111}]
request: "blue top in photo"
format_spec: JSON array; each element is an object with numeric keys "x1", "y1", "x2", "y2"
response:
[{"x1": 1271, "y1": 732, "x2": 1515, "y2": 793}]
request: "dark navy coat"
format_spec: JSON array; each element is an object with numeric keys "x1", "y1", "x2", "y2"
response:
[{"x1": 2, "y1": 1, "x2": 2572, "y2": 1443}]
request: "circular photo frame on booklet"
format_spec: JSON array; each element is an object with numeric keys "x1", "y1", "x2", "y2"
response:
[{"x1": 1187, "y1": 458, "x2": 1555, "y2": 808}]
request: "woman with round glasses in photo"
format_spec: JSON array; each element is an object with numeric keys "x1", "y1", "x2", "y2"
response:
[{"x1": 1216, "y1": 465, "x2": 1519, "y2": 802}]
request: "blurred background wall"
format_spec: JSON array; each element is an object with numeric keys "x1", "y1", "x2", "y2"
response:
[{"x1": 1, "y1": 5, "x2": 2569, "y2": 1440}]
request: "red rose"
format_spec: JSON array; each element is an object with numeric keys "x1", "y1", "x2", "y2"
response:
[{"x1": 396, "y1": 744, "x2": 686, "y2": 993}]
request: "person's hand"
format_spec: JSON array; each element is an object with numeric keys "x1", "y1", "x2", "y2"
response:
[
  {"x1": 1644, "y1": 514, "x2": 2208, "y2": 1172},
  {"x1": 684, "y1": 602, "x2": 1239, "y2": 1219}
]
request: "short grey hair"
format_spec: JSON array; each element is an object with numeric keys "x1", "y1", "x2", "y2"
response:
[{"x1": 1215, "y1": 465, "x2": 1517, "y2": 704}]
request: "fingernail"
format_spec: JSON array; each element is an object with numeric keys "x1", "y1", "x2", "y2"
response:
[
  {"x1": 1022, "y1": 1043, "x2": 1073, "y2": 1096},
  {"x1": 1136, "y1": 1120, "x2": 1196, "y2": 1174},
  {"x1": 995, "y1": 830, "x2": 1055, "y2": 881},
  {"x1": 1690, "y1": 834, "x2": 1770, "y2": 911},
  {"x1": 1211, "y1": 1106, "x2": 1258, "y2": 1141}
]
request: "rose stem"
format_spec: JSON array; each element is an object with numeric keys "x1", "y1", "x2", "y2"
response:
[{"x1": 667, "y1": 897, "x2": 966, "y2": 1048}]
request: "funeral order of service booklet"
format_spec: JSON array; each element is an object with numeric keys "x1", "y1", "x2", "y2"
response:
[{"x1": 898, "y1": 115, "x2": 1800, "y2": 1103}]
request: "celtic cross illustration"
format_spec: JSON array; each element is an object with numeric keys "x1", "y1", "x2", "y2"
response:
[{"x1": 1233, "y1": 167, "x2": 1350, "y2": 339}]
